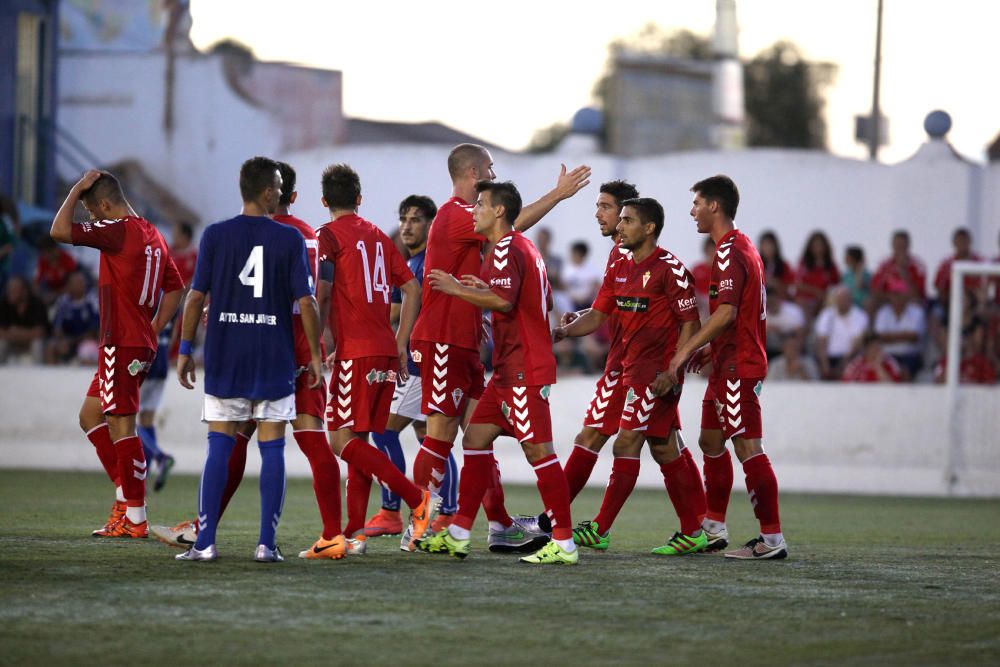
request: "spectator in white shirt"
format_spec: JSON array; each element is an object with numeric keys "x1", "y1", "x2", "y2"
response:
[
  {"x1": 874, "y1": 277, "x2": 927, "y2": 380},
  {"x1": 814, "y1": 285, "x2": 869, "y2": 380},
  {"x1": 765, "y1": 287, "x2": 817, "y2": 380},
  {"x1": 562, "y1": 241, "x2": 602, "y2": 311}
]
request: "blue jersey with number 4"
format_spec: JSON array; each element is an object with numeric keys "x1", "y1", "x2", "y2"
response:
[{"x1": 191, "y1": 215, "x2": 313, "y2": 400}]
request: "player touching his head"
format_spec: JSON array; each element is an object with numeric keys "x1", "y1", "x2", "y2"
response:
[
  {"x1": 317, "y1": 164, "x2": 441, "y2": 552},
  {"x1": 554, "y1": 197, "x2": 708, "y2": 555},
  {"x1": 418, "y1": 180, "x2": 577, "y2": 564},
  {"x1": 50, "y1": 170, "x2": 185, "y2": 539},
  {"x1": 666, "y1": 175, "x2": 788, "y2": 560}
]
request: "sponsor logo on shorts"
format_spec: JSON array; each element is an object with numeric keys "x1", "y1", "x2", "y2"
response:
[
  {"x1": 127, "y1": 359, "x2": 150, "y2": 376},
  {"x1": 366, "y1": 369, "x2": 396, "y2": 384},
  {"x1": 754, "y1": 380, "x2": 763, "y2": 397},
  {"x1": 625, "y1": 387, "x2": 638, "y2": 405}
]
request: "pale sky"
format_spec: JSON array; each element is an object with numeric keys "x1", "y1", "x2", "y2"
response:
[{"x1": 188, "y1": 0, "x2": 998, "y2": 163}]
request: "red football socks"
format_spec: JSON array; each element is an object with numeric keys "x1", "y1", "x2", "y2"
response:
[
  {"x1": 113, "y1": 435, "x2": 145, "y2": 506},
  {"x1": 340, "y1": 438, "x2": 422, "y2": 509},
  {"x1": 532, "y1": 455, "x2": 573, "y2": 541},
  {"x1": 742, "y1": 453, "x2": 782, "y2": 534},
  {"x1": 660, "y1": 454, "x2": 705, "y2": 536},
  {"x1": 482, "y1": 458, "x2": 513, "y2": 526},
  {"x1": 702, "y1": 448, "x2": 733, "y2": 523},
  {"x1": 413, "y1": 436, "x2": 453, "y2": 492},
  {"x1": 294, "y1": 429, "x2": 342, "y2": 539},
  {"x1": 86, "y1": 423, "x2": 119, "y2": 486},
  {"x1": 681, "y1": 447, "x2": 707, "y2": 524},
  {"x1": 592, "y1": 456, "x2": 640, "y2": 533},
  {"x1": 218, "y1": 431, "x2": 250, "y2": 518},
  {"x1": 564, "y1": 444, "x2": 600, "y2": 502},
  {"x1": 450, "y1": 450, "x2": 494, "y2": 531},
  {"x1": 343, "y1": 464, "x2": 372, "y2": 538}
]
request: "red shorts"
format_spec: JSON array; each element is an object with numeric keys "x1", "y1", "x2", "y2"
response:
[
  {"x1": 701, "y1": 376, "x2": 764, "y2": 440},
  {"x1": 470, "y1": 380, "x2": 553, "y2": 444},
  {"x1": 582, "y1": 369, "x2": 626, "y2": 437},
  {"x1": 620, "y1": 382, "x2": 682, "y2": 439},
  {"x1": 325, "y1": 356, "x2": 398, "y2": 434},
  {"x1": 413, "y1": 341, "x2": 485, "y2": 418},
  {"x1": 294, "y1": 367, "x2": 327, "y2": 420},
  {"x1": 86, "y1": 345, "x2": 154, "y2": 415}
]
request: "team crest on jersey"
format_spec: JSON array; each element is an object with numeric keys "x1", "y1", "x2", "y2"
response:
[
  {"x1": 451, "y1": 388, "x2": 464, "y2": 407},
  {"x1": 754, "y1": 380, "x2": 763, "y2": 397},
  {"x1": 411, "y1": 350, "x2": 422, "y2": 363},
  {"x1": 500, "y1": 401, "x2": 511, "y2": 421},
  {"x1": 539, "y1": 385, "x2": 551, "y2": 400},
  {"x1": 127, "y1": 359, "x2": 149, "y2": 376},
  {"x1": 642, "y1": 271, "x2": 651, "y2": 288}
]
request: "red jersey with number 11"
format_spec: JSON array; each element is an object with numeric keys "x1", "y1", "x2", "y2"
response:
[
  {"x1": 709, "y1": 229, "x2": 768, "y2": 378},
  {"x1": 317, "y1": 213, "x2": 414, "y2": 361},
  {"x1": 71, "y1": 216, "x2": 184, "y2": 351},
  {"x1": 274, "y1": 214, "x2": 324, "y2": 366}
]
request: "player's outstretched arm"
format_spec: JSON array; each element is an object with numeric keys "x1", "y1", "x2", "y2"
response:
[
  {"x1": 298, "y1": 294, "x2": 324, "y2": 389},
  {"x1": 428, "y1": 269, "x2": 512, "y2": 313},
  {"x1": 552, "y1": 307, "x2": 607, "y2": 342},
  {"x1": 395, "y1": 278, "x2": 421, "y2": 383},
  {"x1": 177, "y1": 289, "x2": 206, "y2": 389},
  {"x1": 50, "y1": 170, "x2": 102, "y2": 243},
  {"x1": 513, "y1": 163, "x2": 592, "y2": 232},
  {"x1": 667, "y1": 304, "x2": 736, "y2": 381}
]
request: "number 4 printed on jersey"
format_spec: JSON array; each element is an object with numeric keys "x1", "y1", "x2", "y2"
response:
[{"x1": 239, "y1": 245, "x2": 264, "y2": 298}]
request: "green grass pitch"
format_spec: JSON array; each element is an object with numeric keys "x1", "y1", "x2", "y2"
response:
[{"x1": 1, "y1": 469, "x2": 998, "y2": 666}]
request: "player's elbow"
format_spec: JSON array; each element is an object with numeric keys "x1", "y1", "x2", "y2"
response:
[
  {"x1": 720, "y1": 305, "x2": 738, "y2": 327},
  {"x1": 496, "y1": 299, "x2": 514, "y2": 313},
  {"x1": 49, "y1": 225, "x2": 70, "y2": 244}
]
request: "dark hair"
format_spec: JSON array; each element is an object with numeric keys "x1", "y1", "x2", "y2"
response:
[
  {"x1": 621, "y1": 197, "x2": 665, "y2": 238},
  {"x1": 758, "y1": 230, "x2": 788, "y2": 276},
  {"x1": 80, "y1": 171, "x2": 126, "y2": 207},
  {"x1": 239, "y1": 156, "x2": 280, "y2": 203},
  {"x1": 953, "y1": 227, "x2": 971, "y2": 242},
  {"x1": 475, "y1": 180, "x2": 522, "y2": 224},
  {"x1": 599, "y1": 180, "x2": 639, "y2": 208},
  {"x1": 276, "y1": 161, "x2": 296, "y2": 207},
  {"x1": 690, "y1": 174, "x2": 739, "y2": 220},
  {"x1": 398, "y1": 195, "x2": 437, "y2": 221},
  {"x1": 448, "y1": 143, "x2": 489, "y2": 180},
  {"x1": 801, "y1": 231, "x2": 835, "y2": 271},
  {"x1": 570, "y1": 241, "x2": 589, "y2": 257},
  {"x1": 845, "y1": 245, "x2": 864, "y2": 264},
  {"x1": 892, "y1": 229, "x2": 910, "y2": 244},
  {"x1": 321, "y1": 163, "x2": 361, "y2": 211},
  {"x1": 175, "y1": 221, "x2": 194, "y2": 241}
]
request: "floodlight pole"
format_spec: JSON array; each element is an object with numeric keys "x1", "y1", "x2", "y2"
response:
[{"x1": 868, "y1": 0, "x2": 884, "y2": 160}]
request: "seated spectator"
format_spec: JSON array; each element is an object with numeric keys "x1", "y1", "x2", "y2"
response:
[
  {"x1": 842, "y1": 333, "x2": 904, "y2": 383},
  {"x1": 563, "y1": 241, "x2": 601, "y2": 311},
  {"x1": 758, "y1": 230, "x2": 795, "y2": 299},
  {"x1": 874, "y1": 278, "x2": 927, "y2": 380},
  {"x1": 872, "y1": 229, "x2": 927, "y2": 305},
  {"x1": 841, "y1": 245, "x2": 872, "y2": 310},
  {"x1": 933, "y1": 227, "x2": 983, "y2": 302},
  {"x1": 765, "y1": 286, "x2": 806, "y2": 360},
  {"x1": 691, "y1": 235, "x2": 715, "y2": 318},
  {"x1": 0, "y1": 275, "x2": 49, "y2": 364},
  {"x1": 45, "y1": 270, "x2": 100, "y2": 364},
  {"x1": 933, "y1": 318, "x2": 998, "y2": 384},
  {"x1": 170, "y1": 220, "x2": 198, "y2": 287},
  {"x1": 814, "y1": 285, "x2": 869, "y2": 380},
  {"x1": 35, "y1": 235, "x2": 79, "y2": 305},
  {"x1": 0, "y1": 193, "x2": 17, "y2": 291},
  {"x1": 795, "y1": 231, "x2": 840, "y2": 318}
]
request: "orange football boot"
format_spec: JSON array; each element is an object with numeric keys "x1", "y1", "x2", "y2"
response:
[
  {"x1": 298, "y1": 535, "x2": 347, "y2": 560},
  {"x1": 91, "y1": 500, "x2": 127, "y2": 537},
  {"x1": 363, "y1": 508, "x2": 403, "y2": 537},
  {"x1": 99, "y1": 515, "x2": 149, "y2": 539}
]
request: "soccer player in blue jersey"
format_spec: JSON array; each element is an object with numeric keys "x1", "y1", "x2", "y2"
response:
[
  {"x1": 174, "y1": 156, "x2": 323, "y2": 562},
  {"x1": 364, "y1": 195, "x2": 461, "y2": 538}
]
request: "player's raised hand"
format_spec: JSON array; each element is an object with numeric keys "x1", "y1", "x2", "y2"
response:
[
  {"x1": 460, "y1": 274, "x2": 488, "y2": 290},
  {"x1": 428, "y1": 269, "x2": 462, "y2": 295},
  {"x1": 307, "y1": 355, "x2": 323, "y2": 389},
  {"x1": 177, "y1": 354, "x2": 197, "y2": 389},
  {"x1": 73, "y1": 169, "x2": 102, "y2": 193},
  {"x1": 554, "y1": 163, "x2": 592, "y2": 201}
]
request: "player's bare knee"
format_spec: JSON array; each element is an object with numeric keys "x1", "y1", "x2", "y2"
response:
[
  {"x1": 521, "y1": 440, "x2": 555, "y2": 464},
  {"x1": 698, "y1": 430, "x2": 726, "y2": 457},
  {"x1": 612, "y1": 431, "x2": 643, "y2": 458},
  {"x1": 574, "y1": 427, "x2": 608, "y2": 452},
  {"x1": 732, "y1": 438, "x2": 764, "y2": 463}
]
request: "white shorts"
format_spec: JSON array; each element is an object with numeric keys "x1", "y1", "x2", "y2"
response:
[
  {"x1": 390, "y1": 373, "x2": 426, "y2": 422},
  {"x1": 139, "y1": 378, "x2": 165, "y2": 413},
  {"x1": 202, "y1": 393, "x2": 296, "y2": 423}
]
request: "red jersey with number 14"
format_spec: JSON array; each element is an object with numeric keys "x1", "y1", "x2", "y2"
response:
[
  {"x1": 70, "y1": 216, "x2": 183, "y2": 351},
  {"x1": 274, "y1": 214, "x2": 323, "y2": 366},
  {"x1": 484, "y1": 231, "x2": 556, "y2": 387},
  {"x1": 411, "y1": 196, "x2": 484, "y2": 351},
  {"x1": 709, "y1": 229, "x2": 767, "y2": 378},
  {"x1": 317, "y1": 213, "x2": 414, "y2": 361}
]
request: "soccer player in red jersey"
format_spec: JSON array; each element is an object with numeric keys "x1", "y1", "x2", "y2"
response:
[
  {"x1": 417, "y1": 180, "x2": 577, "y2": 564},
  {"x1": 50, "y1": 170, "x2": 185, "y2": 538},
  {"x1": 667, "y1": 175, "x2": 788, "y2": 560},
  {"x1": 316, "y1": 164, "x2": 440, "y2": 551},
  {"x1": 409, "y1": 143, "x2": 589, "y2": 551},
  {"x1": 556, "y1": 180, "x2": 638, "y2": 505},
  {"x1": 554, "y1": 197, "x2": 708, "y2": 555}
]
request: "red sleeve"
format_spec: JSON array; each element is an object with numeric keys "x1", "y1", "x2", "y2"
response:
[
  {"x1": 446, "y1": 205, "x2": 485, "y2": 246},
  {"x1": 317, "y1": 226, "x2": 339, "y2": 263},
  {"x1": 665, "y1": 265, "x2": 700, "y2": 322},
  {"x1": 716, "y1": 252, "x2": 747, "y2": 307},
  {"x1": 162, "y1": 255, "x2": 184, "y2": 291},
  {"x1": 592, "y1": 264, "x2": 617, "y2": 314},
  {"x1": 70, "y1": 219, "x2": 126, "y2": 252},
  {"x1": 386, "y1": 238, "x2": 415, "y2": 287},
  {"x1": 486, "y1": 244, "x2": 522, "y2": 306}
]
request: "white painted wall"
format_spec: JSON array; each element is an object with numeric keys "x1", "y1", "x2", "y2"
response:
[{"x1": 2, "y1": 367, "x2": 995, "y2": 497}]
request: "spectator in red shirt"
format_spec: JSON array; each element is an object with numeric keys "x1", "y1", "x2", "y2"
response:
[
  {"x1": 933, "y1": 227, "x2": 983, "y2": 302},
  {"x1": 934, "y1": 319, "x2": 998, "y2": 385},
  {"x1": 795, "y1": 231, "x2": 840, "y2": 318},
  {"x1": 758, "y1": 230, "x2": 795, "y2": 299},
  {"x1": 872, "y1": 229, "x2": 927, "y2": 305},
  {"x1": 690, "y1": 235, "x2": 715, "y2": 319},
  {"x1": 169, "y1": 221, "x2": 198, "y2": 287},
  {"x1": 35, "y1": 235, "x2": 79, "y2": 305},
  {"x1": 842, "y1": 333, "x2": 903, "y2": 383}
]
